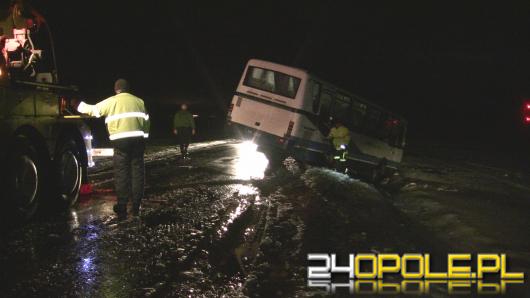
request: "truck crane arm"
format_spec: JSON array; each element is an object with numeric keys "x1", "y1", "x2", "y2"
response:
[{"x1": 1, "y1": 0, "x2": 56, "y2": 83}]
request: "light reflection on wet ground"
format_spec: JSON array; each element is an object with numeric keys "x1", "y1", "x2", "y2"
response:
[{"x1": 217, "y1": 185, "x2": 258, "y2": 238}]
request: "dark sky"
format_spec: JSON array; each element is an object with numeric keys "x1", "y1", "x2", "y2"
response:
[{"x1": 32, "y1": 1, "x2": 530, "y2": 142}]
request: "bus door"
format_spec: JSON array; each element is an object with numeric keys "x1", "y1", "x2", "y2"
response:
[{"x1": 315, "y1": 89, "x2": 334, "y2": 134}]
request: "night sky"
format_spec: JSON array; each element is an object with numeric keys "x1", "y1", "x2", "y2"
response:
[{"x1": 33, "y1": 1, "x2": 530, "y2": 144}]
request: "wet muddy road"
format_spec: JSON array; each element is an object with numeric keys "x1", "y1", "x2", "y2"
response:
[{"x1": 0, "y1": 140, "x2": 529, "y2": 297}]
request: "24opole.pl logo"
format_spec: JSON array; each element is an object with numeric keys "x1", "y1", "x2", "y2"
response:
[{"x1": 307, "y1": 253, "x2": 525, "y2": 295}]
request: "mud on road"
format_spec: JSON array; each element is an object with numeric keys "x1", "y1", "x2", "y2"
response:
[{"x1": 0, "y1": 140, "x2": 529, "y2": 297}]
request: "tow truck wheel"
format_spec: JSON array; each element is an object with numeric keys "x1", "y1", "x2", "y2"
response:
[
  {"x1": 55, "y1": 140, "x2": 82, "y2": 207},
  {"x1": 6, "y1": 136, "x2": 46, "y2": 220}
]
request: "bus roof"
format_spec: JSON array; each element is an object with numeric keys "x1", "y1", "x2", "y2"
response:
[{"x1": 246, "y1": 59, "x2": 407, "y2": 122}]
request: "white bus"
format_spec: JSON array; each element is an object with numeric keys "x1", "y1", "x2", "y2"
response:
[{"x1": 227, "y1": 59, "x2": 407, "y2": 171}]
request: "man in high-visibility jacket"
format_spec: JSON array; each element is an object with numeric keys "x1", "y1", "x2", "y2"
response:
[
  {"x1": 77, "y1": 79, "x2": 150, "y2": 219},
  {"x1": 328, "y1": 120, "x2": 350, "y2": 150},
  {"x1": 328, "y1": 120, "x2": 351, "y2": 162}
]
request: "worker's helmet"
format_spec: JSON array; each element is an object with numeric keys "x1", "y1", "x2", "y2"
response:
[{"x1": 114, "y1": 79, "x2": 130, "y2": 94}]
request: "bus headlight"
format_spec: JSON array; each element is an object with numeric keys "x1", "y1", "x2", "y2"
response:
[
  {"x1": 239, "y1": 141, "x2": 258, "y2": 153},
  {"x1": 236, "y1": 141, "x2": 268, "y2": 180}
]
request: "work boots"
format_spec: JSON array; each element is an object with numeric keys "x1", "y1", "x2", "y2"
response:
[
  {"x1": 113, "y1": 204, "x2": 127, "y2": 220},
  {"x1": 113, "y1": 203, "x2": 141, "y2": 219}
]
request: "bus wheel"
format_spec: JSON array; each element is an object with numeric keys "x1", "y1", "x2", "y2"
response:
[
  {"x1": 55, "y1": 140, "x2": 83, "y2": 207},
  {"x1": 369, "y1": 158, "x2": 387, "y2": 185},
  {"x1": 6, "y1": 136, "x2": 46, "y2": 221}
]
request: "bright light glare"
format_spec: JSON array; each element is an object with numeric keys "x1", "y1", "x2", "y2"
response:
[
  {"x1": 240, "y1": 140, "x2": 258, "y2": 152},
  {"x1": 235, "y1": 141, "x2": 269, "y2": 180}
]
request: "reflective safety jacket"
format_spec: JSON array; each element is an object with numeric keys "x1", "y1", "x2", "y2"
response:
[
  {"x1": 328, "y1": 125, "x2": 351, "y2": 150},
  {"x1": 79, "y1": 93, "x2": 150, "y2": 141}
]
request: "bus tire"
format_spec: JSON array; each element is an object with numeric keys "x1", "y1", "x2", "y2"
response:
[
  {"x1": 370, "y1": 158, "x2": 387, "y2": 185},
  {"x1": 54, "y1": 139, "x2": 83, "y2": 208},
  {"x1": 5, "y1": 135, "x2": 48, "y2": 221},
  {"x1": 260, "y1": 147, "x2": 286, "y2": 172}
]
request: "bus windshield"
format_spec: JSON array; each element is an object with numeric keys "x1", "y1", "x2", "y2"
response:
[{"x1": 243, "y1": 66, "x2": 301, "y2": 99}]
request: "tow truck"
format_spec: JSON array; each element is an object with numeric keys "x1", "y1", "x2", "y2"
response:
[{"x1": 0, "y1": 1, "x2": 97, "y2": 221}]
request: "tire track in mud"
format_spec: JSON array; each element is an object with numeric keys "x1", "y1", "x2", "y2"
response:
[
  {"x1": 170, "y1": 191, "x2": 271, "y2": 275},
  {"x1": 90, "y1": 150, "x2": 270, "y2": 295},
  {"x1": 94, "y1": 184, "x2": 262, "y2": 297}
]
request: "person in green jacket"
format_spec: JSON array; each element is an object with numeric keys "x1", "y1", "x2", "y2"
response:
[
  {"x1": 173, "y1": 104, "x2": 195, "y2": 158},
  {"x1": 328, "y1": 120, "x2": 351, "y2": 150},
  {"x1": 328, "y1": 119, "x2": 351, "y2": 162}
]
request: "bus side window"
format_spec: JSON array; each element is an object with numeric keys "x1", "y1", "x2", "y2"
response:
[
  {"x1": 351, "y1": 99, "x2": 367, "y2": 129},
  {"x1": 330, "y1": 95, "x2": 351, "y2": 125},
  {"x1": 319, "y1": 91, "x2": 333, "y2": 124},
  {"x1": 363, "y1": 108, "x2": 382, "y2": 136},
  {"x1": 312, "y1": 82, "x2": 321, "y2": 113}
]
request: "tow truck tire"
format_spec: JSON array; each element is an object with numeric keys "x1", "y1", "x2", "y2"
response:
[
  {"x1": 5, "y1": 136, "x2": 47, "y2": 221},
  {"x1": 55, "y1": 140, "x2": 83, "y2": 207}
]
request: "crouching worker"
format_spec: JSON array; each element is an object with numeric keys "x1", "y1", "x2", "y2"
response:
[
  {"x1": 328, "y1": 119, "x2": 350, "y2": 162},
  {"x1": 77, "y1": 79, "x2": 150, "y2": 220}
]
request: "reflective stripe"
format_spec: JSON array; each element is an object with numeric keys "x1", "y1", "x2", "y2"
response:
[
  {"x1": 109, "y1": 131, "x2": 149, "y2": 140},
  {"x1": 105, "y1": 112, "x2": 149, "y2": 123}
]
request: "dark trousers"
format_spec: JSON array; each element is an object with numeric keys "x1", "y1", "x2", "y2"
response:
[
  {"x1": 176, "y1": 127, "x2": 192, "y2": 155},
  {"x1": 112, "y1": 137, "x2": 145, "y2": 207}
]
